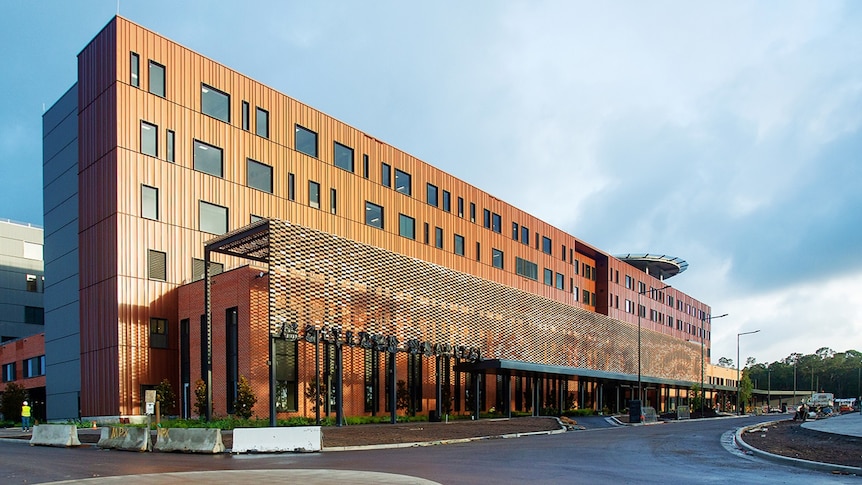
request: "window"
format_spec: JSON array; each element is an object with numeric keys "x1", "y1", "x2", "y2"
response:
[
  {"x1": 435, "y1": 227, "x2": 443, "y2": 249},
  {"x1": 140, "y1": 121, "x2": 157, "y2": 156},
  {"x1": 288, "y1": 173, "x2": 296, "y2": 201},
  {"x1": 542, "y1": 236, "x2": 552, "y2": 254},
  {"x1": 426, "y1": 183, "x2": 438, "y2": 207},
  {"x1": 423, "y1": 223, "x2": 429, "y2": 244},
  {"x1": 256, "y1": 107, "x2": 269, "y2": 138},
  {"x1": 492, "y1": 249, "x2": 504, "y2": 269},
  {"x1": 23, "y1": 241, "x2": 41, "y2": 260},
  {"x1": 515, "y1": 257, "x2": 538, "y2": 280},
  {"x1": 543, "y1": 268, "x2": 553, "y2": 286},
  {"x1": 201, "y1": 84, "x2": 229, "y2": 122},
  {"x1": 365, "y1": 201, "x2": 383, "y2": 229},
  {"x1": 166, "y1": 130, "x2": 175, "y2": 162},
  {"x1": 476, "y1": 242, "x2": 481, "y2": 261},
  {"x1": 149, "y1": 61, "x2": 165, "y2": 97},
  {"x1": 399, "y1": 214, "x2": 415, "y2": 239},
  {"x1": 275, "y1": 339, "x2": 298, "y2": 412},
  {"x1": 512, "y1": 222, "x2": 519, "y2": 240},
  {"x1": 363, "y1": 154, "x2": 369, "y2": 178},
  {"x1": 625, "y1": 275, "x2": 633, "y2": 289},
  {"x1": 454, "y1": 234, "x2": 465, "y2": 256},
  {"x1": 381, "y1": 163, "x2": 391, "y2": 187},
  {"x1": 26, "y1": 274, "x2": 39, "y2": 293},
  {"x1": 141, "y1": 184, "x2": 159, "y2": 220},
  {"x1": 562, "y1": 245, "x2": 567, "y2": 261},
  {"x1": 333, "y1": 142, "x2": 354, "y2": 172},
  {"x1": 250, "y1": 214, "x2": 265, "y2": 223},
  {"x1": 555, "y1": 273, "x2": 565, "y2": 290},
  {"x1": 395, "y1": 169, "x2": 411, "y2": 195},
  {"x1": 483, "y1": 209, "x2": 491, "y2": 229},
  {"x1": 443, "y1": 190, "x2": 451, "y2": 212},
  {"x1": 491, "y1": 213, "x2": 501, "y2": 233},
  {"x1": 470, "y1": 203, "x2": 476, "y2": 223},
  {"x1": 330, "y1": 188, "x2": 337, "y2": 214},
  {"x1": 521, "y1": 226, "x2": 530, "y2": 246},
  {"x1": 241, "y1": 101, "x2": 250, "y2": 131},
  {"x1": 1, "y1": 363, "x2": 14, "y2": 382},
  {"x1": 147, "y1": 249, "x2": 167, "y2": 281},
  {"x1": 24, "y1": 306, "x2": 44, "y2": 325},
  {"x1": 225, "y1": 308, "x2": 239, "y2": 413},
  {"x1": 150, "y1": 318, "x2": 168, "y2": 349},
  {"x1": 191, "y1": 258, "x2": 224, "y2": 282},
  {"x1": 130, "y1": 52, "x2": 140, "y2": 87},
  {"x1": 199, "y1": 201, "x2": 228, "y2": 234},
  {"x1": 458, "y1": 197, "x2": 464, "y2": 218},
  {"x1": 308, "y1": 181, "x2": 320, "y2": 209},
  {"x1": 23, "y1": 356, "x2": 45, "y2": 378},
  {"x1": 295, "y1": 125, "x2": 318, "y2": 157},
  {"x1": 583, "y1": 289, "x2": 591, "y2": 305},
  {"x1": 247, "y1": 159, "x2": 273, "y2": 193},
  {"x1": 193, "y1": 140, "x2": 223, "y2": 177}
]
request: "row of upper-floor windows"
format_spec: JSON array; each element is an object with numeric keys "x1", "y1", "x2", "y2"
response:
[
  {"x1": 131, "y1": 51, "x2": 594, "y2": 279},
  {"x1": 619, "y1": 271, "x2": 706, "y2": 319},
  {"x1": 1, "y1": 356, "x2": 45, "y2": 382},
  {"x1": 614, "y1": 295, "x2": 710, "y2": 340}
]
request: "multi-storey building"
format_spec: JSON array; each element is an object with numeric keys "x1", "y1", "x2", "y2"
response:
[{"x1": 42, "y1": 16, "x2": 721, "y2": 421}]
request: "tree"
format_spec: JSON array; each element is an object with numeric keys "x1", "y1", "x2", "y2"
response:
[
  {"x1": 234, "y1": 375, "x2": 257, "y2": 419},
  {"x1": 155, "y1": 378, "x2": 176, "y2": 415},
  {"x1": 194, "y1": 379, "x2": 208, "y2": 418},
  {"x1": 718, "y1": 357, "x2": 733, "y2": 368},
  {"x1": 396, "y1": 379, "x2": 411, "y2": 415},
  {"x1": 740, "y1": 370, "x2": 754, "y2": 412},
  {"x1": 690, "y1": 383, "x2": 703, "y2": 412},
  {"x1": 0, "y1": 382, "x2": 27, "y2": 423}
]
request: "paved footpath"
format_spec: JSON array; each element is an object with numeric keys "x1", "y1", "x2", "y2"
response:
[{"x1": 802, "y1": 410, "x2": 862, "y2": 437}]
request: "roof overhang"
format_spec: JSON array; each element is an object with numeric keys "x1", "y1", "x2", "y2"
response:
[{"x1": 616, "y1": 253, "x2": 688, "y2": 279}]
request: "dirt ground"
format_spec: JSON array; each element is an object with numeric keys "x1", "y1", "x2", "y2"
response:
[{"x1": 740, "y1": 418, "x2": 862, "y2": 468}]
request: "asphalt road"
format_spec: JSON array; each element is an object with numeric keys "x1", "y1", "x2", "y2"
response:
[{"x1": 1, "y1": 415, "x2": 857, "y2": 484}]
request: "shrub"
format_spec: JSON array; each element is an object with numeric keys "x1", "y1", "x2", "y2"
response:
[
  {"x1": 193, "y1": 379, "x2": 207, "y2": 418},
  {"x1": 234, "y1": 375, "x2": 257, "y2": 419},
  {"x1": 155, "y1": 378, "x2": 176, "y2": 415},
  {"x1": 0, "y1": 382, "x2": 27, "y2": 423}
]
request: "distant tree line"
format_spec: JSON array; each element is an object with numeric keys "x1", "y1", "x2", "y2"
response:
[{"x1": 717, "y1": 347, "x2": 862, "y2": 398}]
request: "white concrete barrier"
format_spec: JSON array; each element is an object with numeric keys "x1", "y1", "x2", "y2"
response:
[
  {"x1": 29, "y1": 424, "x2": 82, "y2": 447},
  {"x1": 154, "y1": 428, "x2": 224, "y2": 453},
  {"x1": 231, "y1": 426, "x2": 322, "y2": 453},
  {"x1": 97, "y1": 426, "x2": 152, "y2": 451}
]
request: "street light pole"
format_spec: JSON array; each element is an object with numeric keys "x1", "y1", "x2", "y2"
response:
[
  {"x1": 737, "y1": 329, "x2": 760, "y2": 415},
  {"x1": 700, "y1": 313, "x2": 727, "y2": 417},
  {"x1": 637, "y1": 283, "x2": 669, "y2": 411}
]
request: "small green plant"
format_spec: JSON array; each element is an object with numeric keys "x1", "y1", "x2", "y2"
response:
[
  {"x1": 194, "y1": 379, "x2": 207, "y2": 418},
  {"x1": 155, "y1": 378, "x2": 176, "y2": 415},
  {"x1": 234, "y1": 375, "x2": 257, "y2": 419}
]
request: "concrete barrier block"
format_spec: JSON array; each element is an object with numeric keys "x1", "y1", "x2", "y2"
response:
[
  {"x1": 30, "y1": 424, "x2": 82, "y2": 447},
  {"x1": 97, "y1": 426, "x2": 152, "y2": 452},
  {"x1": 154, "y1": 428, "x2": 224, "y2": 453},
  {"x1": 232, "y1": 426, "x2": 322, "y2": 453}
]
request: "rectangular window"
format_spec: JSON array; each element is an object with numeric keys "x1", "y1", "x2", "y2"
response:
[
  {"x1": 308, "y1": 181, "x2": 321, "y2": 209},
  {"x1": 295, "y1": 125, "x2": 318, "y2": 157},
  {"x1": 363, "y1": 154, "x2": 370, "y2": 178},
  {"x1": 492, "y1": 249, "x2": 504, "y2": 269},
  {"x1": 365, "y1": 201, "x2": 383, "y2": 229},
  {"x1": 435, "y1": 227, "x2": 443, "y2": 249},
  {"x1": 483, "y1": 209, "x2": 491, "y2": 229},
  {"x1": 201, "y1": 84, "x2": 229, "y2": 122},
  {"x1": 427, "y1": 183, "x2": 439, "y2": 207},
  {"x1": 583, "y1": 289, "x2": 591, "y2": 305},
  {"x1": 381, "y1": 163, "x2": 391, "y2": 187},
  {"x1": 442, "y1": 190, "x2": 451, "y2": 212},
  {"x1": 147, "y1": 249, "x2": 167, "y2": 281},
  {"x1": 476, "y1": 242, "x2": 481, "y2": 261},
  {"x1": 542, "y1": 236, "x2": 552, "y2": 254},
  {"x1": 470, "y1": 203, "x2": 476, "y2": 223},
  {"x1": 247, "y1": 159, "x2": 273, "y2": 193},
  {"x1": 225, "y1": 307, "x2": 238, "y2": 413},
  {"x1": 150, "y1": 317, "x2": 168, "y2": 349},
  {"x1": 543, "y1": 268, "x2": 553, "y2": 286},
  {"x1": 512, "y1": 222, "x2": 519, "y2": 241},
  {"x1": 395, "y1": 169, "x2": 411, "y2": 195},
  {"x1": 521, "y1": 226, "x2": 529, "y2": 246},
  {"x1": 555, "y1": 273, "x2": 565, "y2": 290},
  {"x1": 24, "y1": 306, "x2": 44, "y2": 325},
  {"x1": 199, "y1": 200, "x2": 228, "y2": 234},
  {"x1": 334, "y1": 142, "x2": 354, "y2": 172},
  {"x1": 364, "y1": 348, "x2": 379, "y2": 413},
  {"x1": 330, "y1": 188, "x2": 337, "y2": 214},
  {"x1": 399, "y1": 214, "x2": 415, "y2": 239},
  {"x1": 423, "y1": 223, "x2": 429, "y2": 244},
  {"x1": 626, "y1": 275, "x2": 633, "y2": 289},
  {"x1": 515, "y1": 257, "x2": 538, "y2": 280},
  {"x1": 141, "y1": 184, "x2": 159, "y2": 220},
  {"x1": 288, "y1": 173, "x2": 296, "y2": 201},
  {"x1": 250, "y1": 214, "x2": 265, "y2": 223},
  {"x1": 26, "y1": 274, "x2": 39, "y2": 293},
  {"x1": 454, "y1": 234, "x2": 465, "y2": 256},
  {"x1": 1, "y1": 363, "x2": 14, "y2": 382},
  {"x1": 149, "y1": 61, "x2": 165, "y2": 97},
  {"x1": 256, "y1": 107, "x2": 269, "y2": 138},
  {"x1": 458, "y1": 197, "x2": 464, "y2": 218},
  {"x1": 166, "y1": 129, "x2": 175, "y2": 162},
  {"x1": 241, "y1": 101, "x2": 250, "y2": 131},
  {"x1": 130, "y1": 52, "x2": 140, "y2": 87},
  {"x1": 191, "y1": 258, "x2": 224, "y2": 282},
  {"x1": 275, "y1": 339, "x2": 298, "y2": 412},
  {"x1": 562, "y1": 245, "x2": 567, "y2": 261},
  {"x1": 140, "y1": 121, "x2": 157, "y2": 157},
  {"x1": 24, "y1": 356, "x2": 45, "y2": 378},
  {"x1": 193, "y1": 140, "x2": 223, "y2": 177},
  {"x1": 491, "y1": 213, "x2": 501, "y2": 233}
]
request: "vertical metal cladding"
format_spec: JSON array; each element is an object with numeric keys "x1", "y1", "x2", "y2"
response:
[{"x1": 268, "y1": 220, "x2": 698, "y2": 382}]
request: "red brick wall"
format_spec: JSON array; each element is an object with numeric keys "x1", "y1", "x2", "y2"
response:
[{"x1": 0, "y1": 333, "x2": 47, "y2": 392}]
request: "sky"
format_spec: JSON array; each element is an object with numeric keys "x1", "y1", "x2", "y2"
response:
[{"x1": 1, "y1": 1, "x2": 861, "y2": 367}]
